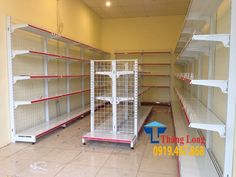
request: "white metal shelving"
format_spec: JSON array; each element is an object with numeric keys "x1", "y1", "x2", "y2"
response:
[
  {"x1": 82, "y1": 60, "x2": 152, "y2": 148},
  {"x1": 173, "y1": 0, "x2": 236, "y2": 176},
  {"x1": 172, "y1": 101, "x2": 219, "y2": 177},
  {"x1": 7, "y1": 17, "x2": 110, "y2": 143},
  {"x1": 175, "y1": 88, "x2": 225, "y2": 137},
  {"x1": 14, "y1": 74, "x2": 90, "y2": 83},
  {"x1": 115, "y1": 50, "x2": 172, "y2": 104},
  {"x1": 175, "y1": 73, "x2": 228, "y2": 93}
]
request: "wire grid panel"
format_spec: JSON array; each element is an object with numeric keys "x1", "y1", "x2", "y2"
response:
[{"x1": 91, "y1": 60, "x2": 137, "y2": 134}]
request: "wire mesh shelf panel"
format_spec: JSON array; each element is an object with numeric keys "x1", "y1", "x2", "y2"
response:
[{"x1": 91, "y1": 60, "x2": 137, "y2": 135}]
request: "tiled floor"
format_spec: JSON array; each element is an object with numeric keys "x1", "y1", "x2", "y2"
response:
[{"x1": 0, "y1": 106, "x2": 178, "y2": 177}]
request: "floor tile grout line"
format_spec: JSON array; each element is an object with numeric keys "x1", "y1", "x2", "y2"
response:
[
  {"x1": 53, "y1": 149, "x2": 84, "y2": 177},
  {"x1": 135, "y1": 140, "x2": 148, "y2": 177},
  {"x1": 94, "y1": 148, "x2": 113, "y2": 177}
]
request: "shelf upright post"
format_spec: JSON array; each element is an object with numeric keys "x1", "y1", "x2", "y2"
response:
[
  {"x1": 65, "y1": 44, "x2": 70, "y2": 113},
  {"x1": 206, "y1": 14, "x2": 217, "y2": 149},
  {"x1": 190, "y1": 60, "x2": 195, "y2": 95},
  {"x1": 90, "y1": 60, "x2": 95, "y2": 133},
  {"x1": 43, "y1": 37, "x2": 49, "y2": 122},
  {"x1": 134, "y1": 60, "x2": 138, "y2": 136},
  {"x1": 124, "y1": 63, "x2": 129, "y2": 121},
  {"x1": 112, "y1": 60, "x2": 117, "y2": 134},
  {"x1": 80, "y1": 48, "x2": 85, "y2": 109},
  {"x1": 7, "y1": 16, "x2": 16, "y2": 142},
  {"x1": 224, "y1": 0, "x2": 236, "y2": 176},
  {"x1": 197, "y1": 57, "x2": 202, "y2": 99},
  {"x1": 169, "y1": 52, "x2": 172, "y2": 103}
]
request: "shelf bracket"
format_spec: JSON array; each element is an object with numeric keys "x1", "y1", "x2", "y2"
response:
[
  {"x1": 11, "y1": 24, "x2": 28, "y2": 33},
  {"x1": 190, "y1": 80, "x2": 228, "y2": 93},
  {"x1": 192, "y1": 34, "x2": 231, "y2": 48}
]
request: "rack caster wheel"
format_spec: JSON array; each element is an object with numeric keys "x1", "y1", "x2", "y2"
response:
[
  {"x1": 83, "y1": 143, "x2": 86, "y2": 145},
  {"x1": 32, "y1": 143, "x2": 35, "y2": 145}
]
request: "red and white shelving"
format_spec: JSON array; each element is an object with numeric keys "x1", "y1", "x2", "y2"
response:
[
  {"x1": 7, "y1": 17, "x2": 110, "y2": 143},
  {"x1": 172, "y1": 101, "x2": 219, "y2": 177},
  {"x1": 175, "y1": 88, "x2": 225, "y2": 137},
  {"x1": 12, "y1": 50, "x2": 89, "y2": 62},
  {"x1": 15, "y1": 102, "x2": 107, "y2": 143},
  {"x1": 175, "y1": 73, "x2": 228, "y2": 93},
  {"x1": 14, "y1": 75, "x2": 90, "y2": 83},
  {"x1": 114, "y1": 50, "x2": 171, "y2": 104},
  {"x1": 11, "y1": 24, "x2": 109, "y2": 54},
  {"x1": 14, "y1": 88, "x2": 90, "y2": 108}
]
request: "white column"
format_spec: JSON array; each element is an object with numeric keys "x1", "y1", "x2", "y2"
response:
[
  {"x1": 224, "y1": 0, "x2": 236, "y2": 176},
  {"x1": 43, "y1": 37, "x2": 49, "y2": 122},
  {"x1": 112, "y1": 60, "x2": 117, "y2": 134}
]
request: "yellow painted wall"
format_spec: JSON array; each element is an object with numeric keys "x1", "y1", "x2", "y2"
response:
[
  {"x1": 101, "y1": 16, "x2": 185, "y2": 53},
  {"x1": 0, "y1": 0, "x2": 102, "y2": 147}
]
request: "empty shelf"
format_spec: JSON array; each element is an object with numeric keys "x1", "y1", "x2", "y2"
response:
[
  {"x1": 15, "y1": 105, "x2": 90, "y2": 142},
  {"x1": 14, "y1": 75, "x2": 90, "y2": 82},
  {"x1": 138, "y1": 63, "x2": 171, "y2": 66},
  {"x1": 172, "y1": 101, "x2": 219, "y2": 177},
  {"x1": 175, "y1": 73, "x2": 228, "y2": 93},
  {"x1": 82, "y1": 106, "x2": 152, "y2": 147},
  {"x1": 11, "y1": 23, "x2": 109, "y2": 54},
  {"x1": 142, "y1": 85, "x2": 170, "y2": 88},
  {"x1": 139, "y1": 87, "x2": 150, "y2": 96},
  {"x1": 14, "y1": 89, "x2": 90, "y2": 108},
  {"x1": 143, "y1": 74, "x2": 170, "y2": 77},
  {"x1": 95, "y1": 71, "x2": 134, "y2": 78},
  {"x1": 12, "y1": 50, "x2": 87, "y2": 62},
  {"x1": 175, "y1": 88, "x2": 225, "y2": 137},
  {"x1": 15, "y1": 102, "x2": 106, "y2": 143}
]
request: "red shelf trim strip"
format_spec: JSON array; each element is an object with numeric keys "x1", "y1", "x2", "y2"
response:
[
  {"x1": 29, "y1": 75, "x2": 90, "y2": 79},
  {"x1": 29, "y1": 50, "x2": 88, "y2": 61},
  {"x1": 31, "y1": 89, "x2": 90, "y2": 104}
]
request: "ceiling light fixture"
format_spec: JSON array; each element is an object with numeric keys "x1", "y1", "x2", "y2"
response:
[{"x1": 106, "y1": 1, "x2": 111, "y2": 7}]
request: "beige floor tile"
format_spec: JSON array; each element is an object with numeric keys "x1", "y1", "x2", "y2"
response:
[
  {"x1": 112, "y1": 142, "x2": 146, "y2": 156},
  {"x1": 0, "y1": 157, "x2": 33, "y2": 175},
  {"x1": 39, "y1": 149, "x2": 81, "y2": 164},
  {"x1": 73, "y1": 151, "x2": 110, "y2": 167},
  {"x1": 0, "y1": 143, "x2": 28, "y2": 157},
  {"x1": 84, "y1": 142, "x2": 115, "y2": 154},
  {"x1": 18, "y1": 161, "x2": 65, "y2": 177},
  {"x1": 137, "y1": 171, "x2": 177, "y2": 177},
  {"x1": 9, "y1": 146, "x2": 53, "y2": 161},
  {"x1": 139, "y1": 158, "x2": 178, "y2": 175},
  {"x1": 0, "y1": 106, "x2": 178, "y2": 177},
  {"x1": 55, "y1": 164, "x2": 100, "y2": 177},
  {"x1": 0, "y1": 173, "x2": 8, "y2": 177},
  {"x1": 103, "y1": 154, "x2": 141, "y2": 171},
  {"x1": 96, "y1": 167, "x2": 136, "y2": 177}
]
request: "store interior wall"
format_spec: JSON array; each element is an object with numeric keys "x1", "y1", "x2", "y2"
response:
[{"x1": 101, "y1": 16, "x2": 185, "y2": 54}]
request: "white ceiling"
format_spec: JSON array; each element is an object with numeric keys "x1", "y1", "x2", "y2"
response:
[{"x1": 82, "y1": 0, "x2": 190, "y2": 19}]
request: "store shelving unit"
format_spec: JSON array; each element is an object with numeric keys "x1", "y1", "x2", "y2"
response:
[
  {"x1": 172, "y1": 101, "x2": 219, "y2": 177},
  {"x1": 82, "y1": 60, "x2": 152, "y2": 148},
  {"x1": 174, "y1": 0, "x2": 236, "y2": 176},
  {"x1": 7, "y1": 17, "x2": 110, "y2": 143},
  {"x1": 175, "y1": 88, "x2": 225, "y2": 137},
  {"x1": 115, "y1": 50, "x2": 172, "y2": 104},
  {"x1": 175, "y1": 73, "x2": 228, "y2": 93}
]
